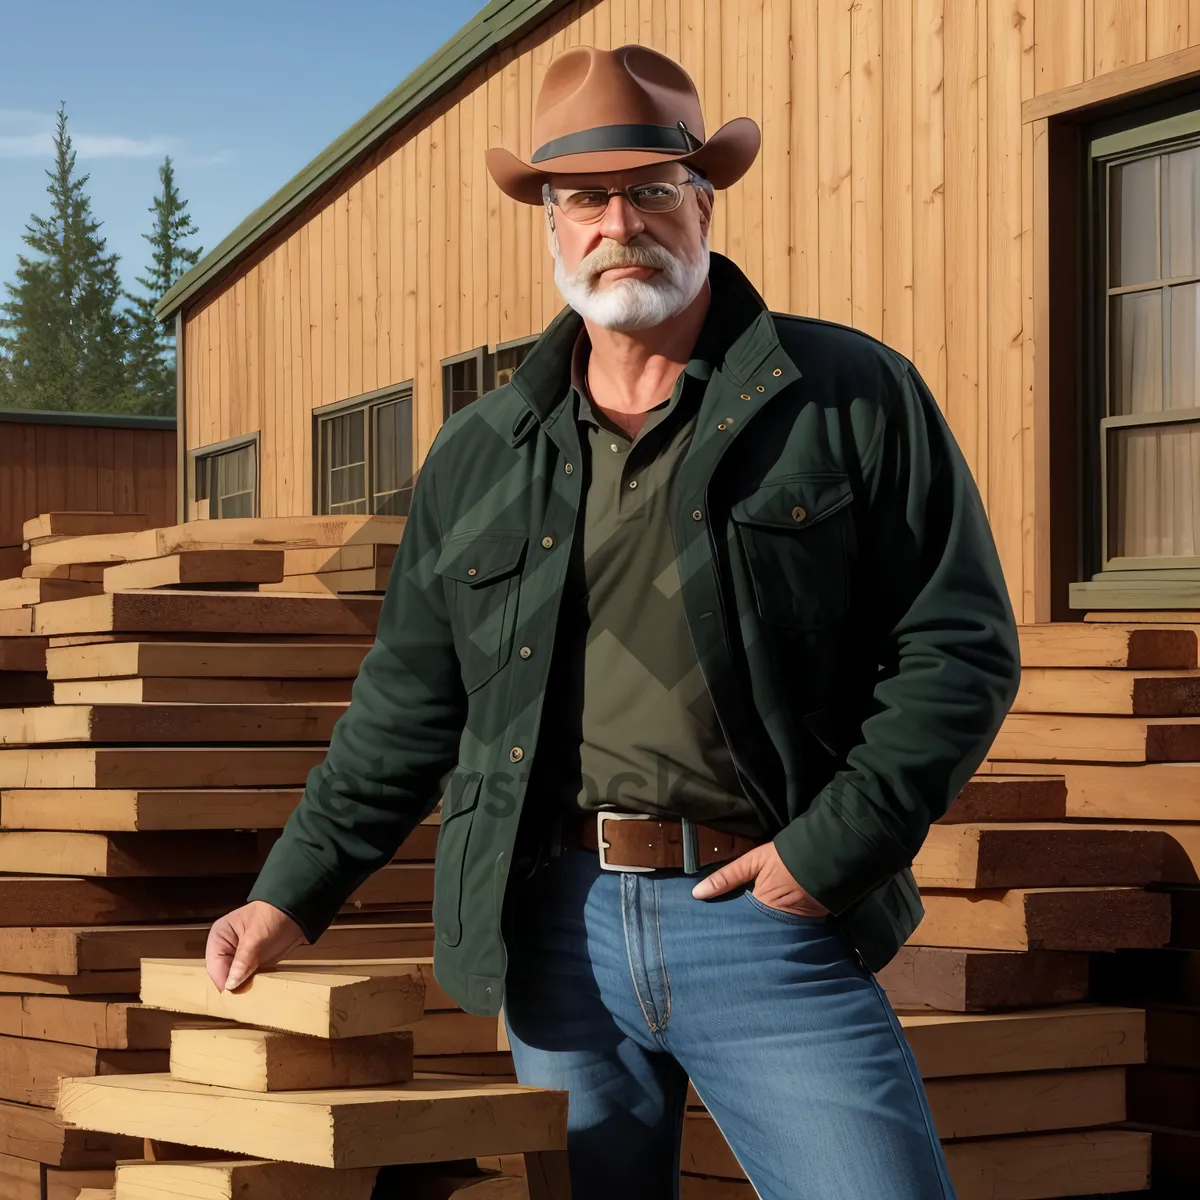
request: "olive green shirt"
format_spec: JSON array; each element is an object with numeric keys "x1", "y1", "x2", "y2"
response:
[{"x1": 528, "y1": 303, "x2": 765, "y2": 837}]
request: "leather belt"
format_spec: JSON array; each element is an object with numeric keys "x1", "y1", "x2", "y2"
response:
[{"x1": 571, "y1": 811, "x2": 767, "y2": 874}]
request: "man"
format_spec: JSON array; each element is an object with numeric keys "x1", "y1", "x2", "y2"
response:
[{"x1": 207, "y1": 45, "x2": 1020, "y2": 1200}]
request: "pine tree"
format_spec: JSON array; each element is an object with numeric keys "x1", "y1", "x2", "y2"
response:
[
  {"x1": 126, "y1": 156, "x2": 202, "y2": 416},
  {"x1": 0, "y1": 103, "x2": 132, "y2": 413}
]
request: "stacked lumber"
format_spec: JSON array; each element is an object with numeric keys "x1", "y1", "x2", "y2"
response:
[
  {"x1": 55, "y1": 959, "x2": 562, "y2": 1199},
  {"x1": 967, "y1": 619, "x2": 1200, "y2": 1196},
  {"x1": 0, "y1": 514, "x2": 457, "y2": 1199}
]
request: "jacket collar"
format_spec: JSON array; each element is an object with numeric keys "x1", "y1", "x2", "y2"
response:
[{"x1": 508, "y1": 252, "x2": 801, "y2": 448}]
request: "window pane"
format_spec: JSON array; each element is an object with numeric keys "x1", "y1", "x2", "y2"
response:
[
  {"x1": 1111, "y1": 290, "x2": 1164, "y2": 415},
  {"x1": 371, "y1": 397, "x2": 413, "y2": 510},
  {"x1": 326, "y1": 411, "x2": 364, "y2": 470},
  {"x1": 1110, "y1": 157, "x2": 1159, "y2": 287},
  {"x1": 1170, "y1": 282, "x2": 1200, "y2": 410},
  {"x1": 1163, "y1": 145, "x2": 1200, "y2": 278},
  {"x1": 374, "y1": 488, "x2": 412, "y2": 516},
  {"x1": 220, "y1": 491, "x2": 254, "y2": 519},
  {"x1": 1108, "y1": 421, "x2": 1200, "y2": 559},
  {"x1": 330, "y1": 463, "x2": 365, "y2": 508}
]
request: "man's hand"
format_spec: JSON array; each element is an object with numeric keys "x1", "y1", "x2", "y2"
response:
[
  {"x1": 205, "y1": 901, "x2": 308, "y2": 993},
  {"x1": 691, "y1": 841, "x2": 831, "y2": 917}
]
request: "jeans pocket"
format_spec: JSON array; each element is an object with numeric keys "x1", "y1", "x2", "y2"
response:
[{"x1": 743, "y1": 888, "x2": 830, "y2": 925}]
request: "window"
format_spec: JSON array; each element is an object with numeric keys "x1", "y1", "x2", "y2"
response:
[
  {"x1": 493, "y1": 335, "x2": 539, "y2": 388},
  {"x1": 315, "y1": 386, "x2": 414, "y2": 517},
  {"x1": 1089, "y1": 102, "x2": 1200, "y2": 570},
  {"x1": 192, "y1": 435, "x2": 259, "y2": 519},
  {"x1": 440, "y1": 347, "x2": 493, "y2": 420}
]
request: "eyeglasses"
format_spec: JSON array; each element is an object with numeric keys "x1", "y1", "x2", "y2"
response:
[{"x1": 542, "y1": 171, "x2": 712, "y2": 224}]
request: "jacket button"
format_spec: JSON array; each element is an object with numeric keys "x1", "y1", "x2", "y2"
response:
[
  {"x1": 692, "y1": 509, "x2": 703, "y2": 521},
  {"x1": 756, "y1": 385, "x2": 765, "y2": 392},
  {"x1": 792, "y1": 506, "x2": 806, "y2": 522},
  {"x1": 467, "y1": 567, "x2": 477, "y2": 576},
  {"x1": 519, "y1": 646, "x2": 532, "y2": 659},
  {"x1": 564, "y1": 462, "x2": 573, "y2": 473},
  {"x1": 740, "y1": 393, "x2": 751, "y2": 400},
  {"x1": 717, "y1": 423, "x2": 726, "y2": 431},
  {"x1": 509, "y1": 747, "x2": 524, "y2": 762},
  {"x1": 773, "y1": 368, "x2": 783, "y2": 377},
  {"x1": 541, "y1": 536, "x2": 554, "y2": 549}
]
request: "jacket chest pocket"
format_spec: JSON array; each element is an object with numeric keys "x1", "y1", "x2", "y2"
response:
[
  {"x1": 729, "y1": 473, "x2": 854, "y2": 631},
  {"x1": 435, "y1": 530, "x2": 527, "y2": 693}
]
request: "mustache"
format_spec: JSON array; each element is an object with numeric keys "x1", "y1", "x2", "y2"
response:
[{"x1": 577, "y1": 238, "x2": 677, "y2": 280}]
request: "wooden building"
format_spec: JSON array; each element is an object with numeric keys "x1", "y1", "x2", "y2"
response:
[
  {"x1": 0, "y1": 410, "x2": 175, "y2": 567},
  {"x1": 156, "y1": 0, "x2": 1200, "y2": 623}
]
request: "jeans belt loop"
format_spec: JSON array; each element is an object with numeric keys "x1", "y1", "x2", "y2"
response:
[{"x1": 680, "y1": 816, "x2": 700, "y2": 875}]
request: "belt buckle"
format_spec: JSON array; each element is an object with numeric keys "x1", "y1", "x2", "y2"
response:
[{"x1": 596, "y1": 811, "x2": 655, "y2": 873}]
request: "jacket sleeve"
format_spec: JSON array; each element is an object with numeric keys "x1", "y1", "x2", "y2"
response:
[
  {"x1": 772, "y1": 358, "x2": 1022, "y2": 917},
  {"x1": 247, "y1": 437, "x2": 466, "y2": 943}
]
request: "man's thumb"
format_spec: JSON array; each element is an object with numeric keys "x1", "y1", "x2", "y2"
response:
[
  {"x1": 691, "y1": 851, "x2": 757, "y2": 899},
  {"x1": 222, "y1": 943, "x2": 258, "y2": 993}
]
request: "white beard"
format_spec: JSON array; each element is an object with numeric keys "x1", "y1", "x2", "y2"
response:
[{"x1": 550, "y1": 229, "x2": 710, "y2": 332}]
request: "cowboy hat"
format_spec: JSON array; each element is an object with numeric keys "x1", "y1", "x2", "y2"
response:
[{"x1": 485, "y1": 44, "x2": 760, "y2": 205}]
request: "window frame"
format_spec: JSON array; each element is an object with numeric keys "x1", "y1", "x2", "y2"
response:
[
  {"x1": 312, "y1": 382, "x2": 415, "y2": 518},
  {"x1": 440, "y1": 345, "x2": 494, "y2": 421},
  {"x1": 492, "y1": 334, "x2": 540, "y2": 389},
  {"x1": 1086, "y1": 97, "x2": 1200, "y2": 572},
  {"x1": 188, "y1": 432, "x2": 260, "y2": 520}
]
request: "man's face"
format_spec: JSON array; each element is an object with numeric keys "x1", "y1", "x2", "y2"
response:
[{"x1": 545, "y1": 161, "x2": 713, "y2": 332}]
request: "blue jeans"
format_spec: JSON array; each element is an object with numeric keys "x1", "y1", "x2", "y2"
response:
[{"x1": 500, "y1": 844, "x2": 957, "y2": 1200}]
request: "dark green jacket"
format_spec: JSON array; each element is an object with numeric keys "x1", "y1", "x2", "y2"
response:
[{"x1": 248, "y1": 254, "x2": 1021, "y2": 1017}]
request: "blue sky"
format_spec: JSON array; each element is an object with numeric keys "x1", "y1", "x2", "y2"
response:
[{"x1": 1, "y1": 0, "x2": 489, "y2": 307}]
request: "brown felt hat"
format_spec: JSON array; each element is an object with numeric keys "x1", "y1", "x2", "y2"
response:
[{"x1": 485, "y1": 44, "x2": 761, "y2": 205}]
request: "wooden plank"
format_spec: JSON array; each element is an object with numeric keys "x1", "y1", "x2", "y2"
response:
[
  {"x1": 23, "y1": 565, "x2": 106, "y2": 583},
  {"x1": 280, "y1": 544, "x2": 396, "y2": 576},
  {"x1": 0, "y1": 922, "x2": 436, "y2": 976},
  {"x1": 0, "y1": 638, "x2": 47, "y2": 672},
  {"x1": 0, "y1": 997, "x2": 192, "y2": 1051},
  {"x1": 0, "y1": 1149, "x2": 41, "y2": 1200},
  {"x1": 46, "y1": 1171, "x2": 114, "y2": 1200},
  {"x1": 939, "y1": 775, "x2": 1067, "y2": 822},
  {"x1": 258, "y1": 565, "x2": 392, "y2": 595},
  {"x1": 52, "y1": 677, "x2": 353, "y2": 705},
  {"x1": 29, "y1": 517, "x2": 405, "y2": 568},
  {"x1": 817, "y1": 0, "x2": 853, "y2": 325},
  {"x1": 0, "y1": 609, "x2": 34, "y2": 636},
  {"x1": 0, "y1": 789, "x2": 303, "y2": 832},
  {"x1": 169, "y1": 1027, "x2": 413, "y2": 1092},
  {"x1": 0, "y1": 972, "x2": 139, "y2": 997},
  {"x1": 22, "y1": 515, "x2": 150, "y2": 542},
  {"x1": 1148, "y1": 0, "x2": 1191, "y2": 57},
  {"x1": 138, "y1": 960, "x2": 425, "y2": 1039},
  {"x1": 989, "y1": 712, "x2": 1200, "y2": 763},
  {"x1": 0, "y1": 1097, "x2": 143, "y2": 1168},
  {"x1": 102, "y1": 551, "x2": 285, "y2": 593},
  {"x1": 1023, "y1": 42, "x2": 1200, "y2": 120},
  {"x1": 0, "y1": 747, "x2": 326, "y2": 789},
  {"x1": 1015, "y1": 667, "x2": 1200, "y2": 714},
  {"x1": 33, "y1": 591, "x2": 380, "y2": 637},
  {"x1": 912, "y1": 822, "x2": 1165, "y2": 888},
  {"x1": 44, "y1": 640, "x2": 369, "y2": 681},
  {"x1": 0, "y1": 579, "x2": 101, "y2": 609},
  {"x1": 0, "y1": 1034, "x2": 167, "y2": 1107},
  {"x1": 0, "y1": 704, "x2": 346, "y2": 746},
  {"x1": 850, "y1": 0, "x2": 884, "y2": 340},
  {"x1": 1095, "y1": 0, "x2": 1148, "y2": 73},
  {"x1": 874, "y1": 946, "x2": 1088, "y2": 1011},
  {"x1": 113, "y1": 1160, "x2": 378, "y2": 1200},
  {"x1": 0, "y1": 831, "x2": 271, "y2": 878},
  {"x1": 898, "y1": 1003, "x2": 1145, "y2": 1077},
  {"x1": 0, "y1": 673, "x2": 54, "y2": 707},
  {"x1": 909, "y1": 886, "x2": 1170, "y2": 951},
  {"x1": 56, "y1": 1074, "x2": 567, "y2": 1170},
  {"x1": 1085, "y1": 609, "x2": 1200, "y2": 621},
  {"x1": 1048, "y1": 761, "x2": 1200, "y2": 820}
]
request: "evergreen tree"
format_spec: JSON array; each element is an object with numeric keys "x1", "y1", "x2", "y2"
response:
[
  {"x1": 126, "y1": 156, "x2": 202, "y2": 415},
  {"x1": 0, "y1": 103, "x2": 132, "y2": 412}
]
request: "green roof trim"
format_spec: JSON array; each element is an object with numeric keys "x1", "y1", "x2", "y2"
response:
[{"x1": 156, "y1": 0, "x2": 573, "y2": 322}]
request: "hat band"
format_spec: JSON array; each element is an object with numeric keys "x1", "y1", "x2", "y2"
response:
[{"x1": 531, "y1": 122, "x2": 702, "y2": 165}]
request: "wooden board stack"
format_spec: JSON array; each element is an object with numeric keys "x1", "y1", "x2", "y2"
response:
[
  {"x1": 55, "y1": 958, "x2": 563, "y2": 1198},
  {"x1": 970, "y1": 618, "x2": 1200, "y2": 1197},
  {"x1": 0, "y1": 513, "x2": 478, "y2": 1198}
]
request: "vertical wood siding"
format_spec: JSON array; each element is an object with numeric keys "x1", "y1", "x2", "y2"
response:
[{"x1": 182, "y1": 0, "x2": 1200, "y2": 622}]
